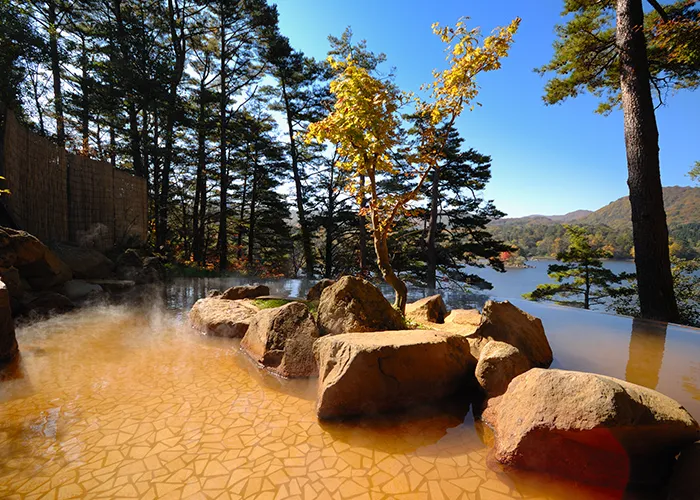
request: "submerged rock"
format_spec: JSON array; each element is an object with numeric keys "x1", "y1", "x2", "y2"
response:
[
  {"x1": 220, "y1": 285, "x2": 270, "y2": 301},
  {"x1": 314, "y1": 330, "x2": 476, "y2": 419},
  {"x1": 0, "y1": 227, "x2": 72, "y2": 290},
  {"x1": 405, "y1": 294, "x2": 448, "y2": 324},
  {"x1": 188, "y1": 297, "x2": 258, "y2": 338},
  {"x1": 51, "y1": 243, "x2": 114, "y2": 279},
  {"x1": 306, "y1": 279, "x2": 336, "y2": 302},
  {"x1": 63, "y1": 280, "x2": 104, "y2": 301},
  {"x1": 475, "y1": 340, "x2": 531, "y2": 398},
  {"x1": 0, "y1": 282, "x2": 17, "y2": 363},
  {"x1": 483, "y1": 368, "x2": 700, "y2": 489},
  {"x1": 473, "y1": 300, "x2": 552, "y2": 368},
  {"x1": 317, "y1": 276, "x2": 405, "y2": 335},
  {"x1": 241, "y1": 302, "x2": 319, "y2": 378},
  {"x1": 23, "y1": 292, "x2": 75, "y2": 316}
]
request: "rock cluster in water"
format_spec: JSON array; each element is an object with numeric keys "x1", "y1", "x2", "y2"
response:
[
  {"x1": 187, "y1": 274, "x2": 700, "y2": 494},
  {"x1": 0, "y1": 226, "x2": 166, "y2": 365}
]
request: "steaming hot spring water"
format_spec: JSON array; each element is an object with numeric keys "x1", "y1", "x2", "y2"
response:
[{"x1": 1, "y1": 277, "x2": 699, "y2": 500}]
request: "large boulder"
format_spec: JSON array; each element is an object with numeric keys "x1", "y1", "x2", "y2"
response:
[
  {"x1": 473, "y1": 300, "x2": 552, "y2": 368},
  {"x1": 241, "y1": 302, "x2": 319, "y2": 378},
  {"x1": 306, "y1": 279, "x2": 336, "y2": 302},
  {"x1": 445, "y1": 308, "x2": 481, "y2": 327},
  {"x1": 51, "y1": 243, "x2": 114, "y2": 279},
  {"x1": 63, "y1": 280, "x2": 104, "y2": 301},
  {"x1": 0, "y1": 282, "x2": 17, "y2": 363},
  {"x1": 115, "y1": 249, "x2": 164, "y2": 284},
  {"x1": 23, "y1": 292, "x2": 75, "y2": 316},
  {"x1": 0, "y1": 227, "x2": 72, "y2": 290},
  {"x1": 405, "y1": 294, "x2": 448, "y2": 324},
  {"x1": 314, "y1": 330, "x2": 476, "y2": 419},
  {"x1": 483, "y1": 369, "x2": 700, "y2": 489},
  {"x1": 317, "y1": 276, "x2": 405, "y2": 335},
  {"x1": 475, "y1": 340, "x2": 531, "y2": 398},
  {"x1": 188, "y1": 297, "x2": 258, "y2": 338},
  {"x1": 220, "y1": 285, "x2": 270, "y2": 300}
]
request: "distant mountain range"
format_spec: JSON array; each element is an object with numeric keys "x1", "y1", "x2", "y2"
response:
[
  {"x1": 491, "y1": 186, "x2": 700, "y2": 229},
  {"x1": 488, "y1": 186, "x2": 700, "y2": 259}
]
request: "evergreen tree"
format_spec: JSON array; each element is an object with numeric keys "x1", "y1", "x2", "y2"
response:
[
  {"x1": 537, "y1": 0, "x2": 700, "y2": 322},
  {"x1": 524, "y1": 225, "x2": 634, "y2": 309}
]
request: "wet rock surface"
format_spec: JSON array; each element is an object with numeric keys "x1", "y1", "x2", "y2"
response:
[
  {"x1": 51, "y1": 243, "x2": 115, "y2": 279},
  {"x1": 0, "y1": 281, "x2": 17, "y2": 363},
  {"x1": 314, "y1": 330, "x2": 476, "y2": 419},
  {"x1": 0, "y1": 227, "x2": 72, "y2": 290},
  {"x1": 220, "y1": 285, "x2": 270, "y2": 301},
  {"x1": 188, "y1": 297, "x2": 258, "y2": 338},
  {"x1": 317, "y1": 276, "x2": 405, "y2": 335},
  {"x1": 405, "y1": 294, "x2": 448, "y2": 324},
  {"x1": 483, "y1": 368, "x2": 700, "y2": 489},
  {"x1": 241, "y1": 302, "x2": 319, "y2": 378}
]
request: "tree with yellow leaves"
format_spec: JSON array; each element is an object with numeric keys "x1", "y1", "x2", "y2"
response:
[{"x1": 306, "y1": 17, "x2": 520, "y2": 313}]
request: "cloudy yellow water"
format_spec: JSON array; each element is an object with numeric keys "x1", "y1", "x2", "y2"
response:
[{"x1": 0, "y1": 302, "x2": 697, "y2": 499}]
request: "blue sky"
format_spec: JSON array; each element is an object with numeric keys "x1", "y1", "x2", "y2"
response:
[{"x1": 275, "y1": 0, "x2": 699, "y2": 218}]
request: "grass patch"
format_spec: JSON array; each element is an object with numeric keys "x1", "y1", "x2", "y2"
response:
[{"x1": 253, "y1": 298, "x2": 295, "y2": 309}]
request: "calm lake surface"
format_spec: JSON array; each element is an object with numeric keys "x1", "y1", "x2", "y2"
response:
[{"x1": 0, "y1": 275, "x2": 698, "y2": 500}]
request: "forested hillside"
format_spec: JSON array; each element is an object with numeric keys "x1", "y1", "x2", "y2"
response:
[{"x1": 490, "y1": 187, "x2": 700, "y2": 259}]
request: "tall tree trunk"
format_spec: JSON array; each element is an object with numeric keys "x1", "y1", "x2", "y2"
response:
[
  {"x1": 237, "y1": 165, "x2": 248, "y2": 259},
  {"x1": 79, "y1": 33, "x2": 90, "y2": 155},
  {"x1": 358, "y1": 174, "x2": 368, "y2": 274},
  {"x1": 157, "y1": 0, "x2": 187, "y2": 250},
  {"x1": 47, "y1": 1, "x2": 65, "y2": 146},
  {"x1": 324, "y1": 160, "x2": 335, "y2": 278},
  {"x1": 280, "y1": 78, "x2": 314, "y2": 278},
  {"x1": 193, "y1": 81, "x2": 207, "y2": 263},
  {"x1": 425, "y1": 166, "x2": 440, "y2": 290},
  {"x1": 247, "y1": 154, "x2": 259, "y2": 265},
  {"x1": 616, "y1": 0, "x2": 679, "y2": 322},
  {"x1": 217, "y1": 9, "x2": 228, "y2": 272},
  {"x1": 127, "y1": 103, "x2": 143, "y2": 176},
  {"x1": 368, "y1": 169, "x2": 407, "y2": 313},
  {"x1": 374, "y1": 232, "x2": 408, "y2": 313}
]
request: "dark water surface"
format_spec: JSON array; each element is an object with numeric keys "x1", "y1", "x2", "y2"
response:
[{"x1": 0, "y1": 276, "x2": 697, "y2": 500}]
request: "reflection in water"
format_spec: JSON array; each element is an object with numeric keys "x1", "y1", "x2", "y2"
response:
[{"x1": 625, "y1": 318, "x2": 667, "y2": 390}]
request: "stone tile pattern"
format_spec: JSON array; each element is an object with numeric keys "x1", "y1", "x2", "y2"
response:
[{"x1": 0, "y1": 307, "x2": 552, "y2": 500}]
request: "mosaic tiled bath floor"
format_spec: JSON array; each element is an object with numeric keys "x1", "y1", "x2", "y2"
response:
[{"x1": 0, "y1": 306, "x2": 635, "y2": 499}]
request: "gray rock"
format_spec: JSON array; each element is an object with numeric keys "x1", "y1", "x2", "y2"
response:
[
  {"x1": 241, "y1": 302, "x2": 319, "y2": 378},
  {"x1": 51, "y1": 243, "x2": 114, "y2": 279},
  {"x1": 63, "y1": 280, "x2": 104, "y2": 301}
]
